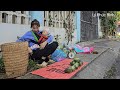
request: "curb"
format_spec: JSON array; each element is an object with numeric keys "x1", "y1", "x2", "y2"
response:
[
  {"x1": 78, "y1": 39, "x2": 108, "y2": 47},
  {"x1": 72, "y1": 47, "x2": 110, "y2": 79}
]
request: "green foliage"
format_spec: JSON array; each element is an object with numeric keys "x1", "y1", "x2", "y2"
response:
[
  {"x1": 98, "y1": 11, "x2": 115, "y2": 15},
  {"x1": 54, "y1": 34, "x2": 61, "y2": 45},
  {"x1": 99, "y1": 11, "x2": 117, "y2": 36},
  {"x1": 0, "y1": 58, "x2": 40, "y2": 73},
  {"x1": 17, "y1": 36, "x2": 20, "y2": 39},
  {"x1": 47, "y1": 11, "x2": 76, "y2": 45},
  {"x1": 54, "y1": 35, "x2": 61, "y2": 41},
  {"x1": 62, "y1": 11, "x2": 76, "y2": 45},
  {"x1": 27, "y1": 59, "x2": 41, "y2": 71},
  {"x1": 115, "y1": 11, "x2": 120, "y2": 21},
  {"x1": 0, "y1": 58, "x2": 5, "y2": 73},
  {"x1": 108, "y1": 16, "x2": 116, "y2": 30}
]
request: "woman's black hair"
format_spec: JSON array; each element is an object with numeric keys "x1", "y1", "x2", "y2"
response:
[{"x1": 31, "y1": 19, "x2": 40, "y2": 28}]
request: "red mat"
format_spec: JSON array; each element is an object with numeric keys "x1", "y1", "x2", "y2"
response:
[{"x1": 31, "y1": 59, "x2": 88, "y2": 79}]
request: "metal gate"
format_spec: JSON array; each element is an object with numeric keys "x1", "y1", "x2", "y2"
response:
[{"x1": 80, "y1": 11, "x2": 98, "y2": 41}]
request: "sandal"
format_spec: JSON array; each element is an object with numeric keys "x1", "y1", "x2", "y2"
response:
[{"x1": 37, "y1": 61, "x2": 48, "y2": 68}]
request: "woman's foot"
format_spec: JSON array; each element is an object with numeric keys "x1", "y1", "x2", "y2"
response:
[
  {"x1": 47, "y1": 59, "x2": 55, "y2": 65},
  {"x1": 48, "y1": 55, "x2": 51, "y2": 58},
  {"x1": 37, "y1": 61, "x2": 48, "y2": 68}
]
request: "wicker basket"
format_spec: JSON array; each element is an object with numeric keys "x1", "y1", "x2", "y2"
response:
[{"x1": 1, "y1": 42, "x2": 29, "y2": 78}]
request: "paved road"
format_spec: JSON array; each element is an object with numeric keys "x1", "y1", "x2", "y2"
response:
[
  {"x1": 94, "y1": 40, "x2": 120, "y2": 79},
  {"x1": 114, "y1": 54, "x2": 120, "y2": 79},
  {"x1": 104, "y1": 51, "x2": 120, "y2": 79},
  {"x1": 74, "y1": 40, "x2": 120, "y2": 79}
]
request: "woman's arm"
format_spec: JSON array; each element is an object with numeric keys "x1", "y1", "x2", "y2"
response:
[
  {"x1": 16, "y1": 31, "x2": 31, "y2": 42},
  {"x1": 40, "y1": 35, "x2": 53, "y2": 49},
  {"x1": 46, "y1": 35, "x2": 53, "y2": 44},
  {"x1": 16, "y1": 31, "x2": 34, "y2": 54},
  {"x1": 16, "y1": 31, "x2": 35, "y2": 47},
  {"x1": 28, "y1": 47, "x2": 33, "y2": 54}
]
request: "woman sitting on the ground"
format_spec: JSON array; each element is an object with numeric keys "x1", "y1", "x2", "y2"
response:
[{"x1": 16, "y1": 19, "x2": 58, "y2": 67}]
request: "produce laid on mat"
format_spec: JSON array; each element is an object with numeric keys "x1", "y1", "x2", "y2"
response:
[{"x1": 64, "y1": 58, "x2": 83, "y2": 73}]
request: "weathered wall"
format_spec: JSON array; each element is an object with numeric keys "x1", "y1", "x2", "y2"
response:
[
  {"x1": 80, "y1": 11, "x2": 98, "y2": 41},
  {"x1": 0, "y1": 23, "x2": 30, "y2": 44},
  {"x1": 0, "y1": 23, "x2": 77, "y2": 45}
]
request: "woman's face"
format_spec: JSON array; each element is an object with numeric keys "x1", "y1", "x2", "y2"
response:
[{"x1": 32, "y1": 25, "x2": 40, "y2": 32}]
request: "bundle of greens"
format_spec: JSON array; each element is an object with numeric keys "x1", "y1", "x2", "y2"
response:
[
  {"x1": 64, "y1": 58, "x2": 83, "y2": 73},
  {"x1": 0, "y1": 58, "x2": 5, "y2": 73}
]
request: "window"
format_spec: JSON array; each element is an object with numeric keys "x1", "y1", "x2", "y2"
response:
[
  {"x1": 12, "y1": 15, "x2": 17, "y2": 24},
  {"x1": 21, "y1": 11, "x2": 25, "y2": 14},
  {"x1": 21, "y1": 16, "x2": 25, "y2": 24},
  {"x1": 44, "y1": 11, "x2": 69, "y2": 28},
  {"x1": 44, "y1": 11, "x2": 76, "y2": 29},
  {"x1": 29, "y1": 11, "x2": 31, "y2": 15},
  {"x1": 28, "y1": 17, "x2": 31, "y2": 24},
  {"x1": 2, "y1": 13, "x2": 8, "y2": 23}
]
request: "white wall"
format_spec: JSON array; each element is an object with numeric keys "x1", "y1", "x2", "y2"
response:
[
  {"x1": 0, "y1": 23, "x2": 30, "y2": 45},
  {"x1": 0, "y1": 23, "x2": 78, "y2": 45},
  {"x1": 49, "y1": 27, "x2": 66, "y2": 43},
  {"x1": 49, "y1": 27, "x2": 77, "y2": 45},
  {"x1": 98, "y1": 16, "x2": 103, "y2": 38}
]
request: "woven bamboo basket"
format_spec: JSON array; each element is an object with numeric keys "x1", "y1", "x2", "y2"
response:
[{"x1": 1, "y1": 42, "x2": 29, "y2": 78}]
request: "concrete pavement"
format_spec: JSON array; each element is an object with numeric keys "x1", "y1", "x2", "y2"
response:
[
  {"x1": 1, "y1": 39, "x2": 120, "y2": 79},
  {"x1": 73, "y1": 39, "x2": 120, "y2": 79},
  {"x1": 18, "y1": 39, "x2": 120, "y2": 79}
]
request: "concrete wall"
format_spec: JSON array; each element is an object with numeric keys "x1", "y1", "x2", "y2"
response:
[
  {"x1": 98, "y1": 16, "x2": 103, "y2": 38},
  {"x1": 0, "y1": 23, "x2": 65, "y2": 45},
  {"x1": 49, "y1": 27, "x2": 78, "y2": 45},
  {"x1": 0, "y1": 23, "x2": 78, "y2": 45},
  {"x1": 30, "y1": 11, "x2": 79, "y2": 44},
  {"x1": 0, "y1": 23, "x2": 30, "y2": 45},
  {"x1": 76, "y1": 11, "x2": 81, "y2": 42},
  {"x1": 0, "y1": 11, "x2": 79, "y2": 45},
  {"x1": 49, "y1": 27, "x2": 66, "y2": 43}
]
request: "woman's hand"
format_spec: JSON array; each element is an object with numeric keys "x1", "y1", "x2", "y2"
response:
[
  {"x1": 28, "y1": 47, "x2": 33, "y2": 54},
  {"x1": 40, "y1": 41, "x2": 47, "y2": 49}
]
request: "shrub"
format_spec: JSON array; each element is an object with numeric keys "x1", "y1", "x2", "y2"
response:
[
  {"x1": 0, "y1": 58, "x2": 5, "y2": 73},
  {"x1": 27, "y1": 59, "x2": 41, "y2": 72}
]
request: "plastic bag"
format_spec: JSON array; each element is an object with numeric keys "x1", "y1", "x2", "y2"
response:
[{"x1": 51, "y1": 49, "x2": 67, "y2": 62}]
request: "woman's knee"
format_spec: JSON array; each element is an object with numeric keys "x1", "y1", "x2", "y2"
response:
[{"x1": 52, "y1": 41, "x2": 58, "y2": 48}]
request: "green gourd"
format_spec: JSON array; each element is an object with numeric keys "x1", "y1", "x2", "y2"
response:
[
  {"x1": 70, "y1": 60, "x2": 76, "y2": 66},
  {"x1": 73, "y1": 58, "x2": 81, "y2": 63},
  {"x1": 73, "y1": 62, "x2": 80, "y2": 69},
  {"x1": 64, "y1": 66, "x2": 73, "y2": 73}
]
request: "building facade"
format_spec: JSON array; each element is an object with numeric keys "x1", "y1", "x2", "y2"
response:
[
  {"x1": 0, "y1": 11, "x2": 99, "y2": 45},
  {"x1": 0, "y1": 11, "x2": 31, "y2": 24},
  {"x1": 0, "y1": 11, "x2": 31, "y2": 44},
  {"x1": 31, "y1": 11, "x2": 81, "y2": 44}
]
